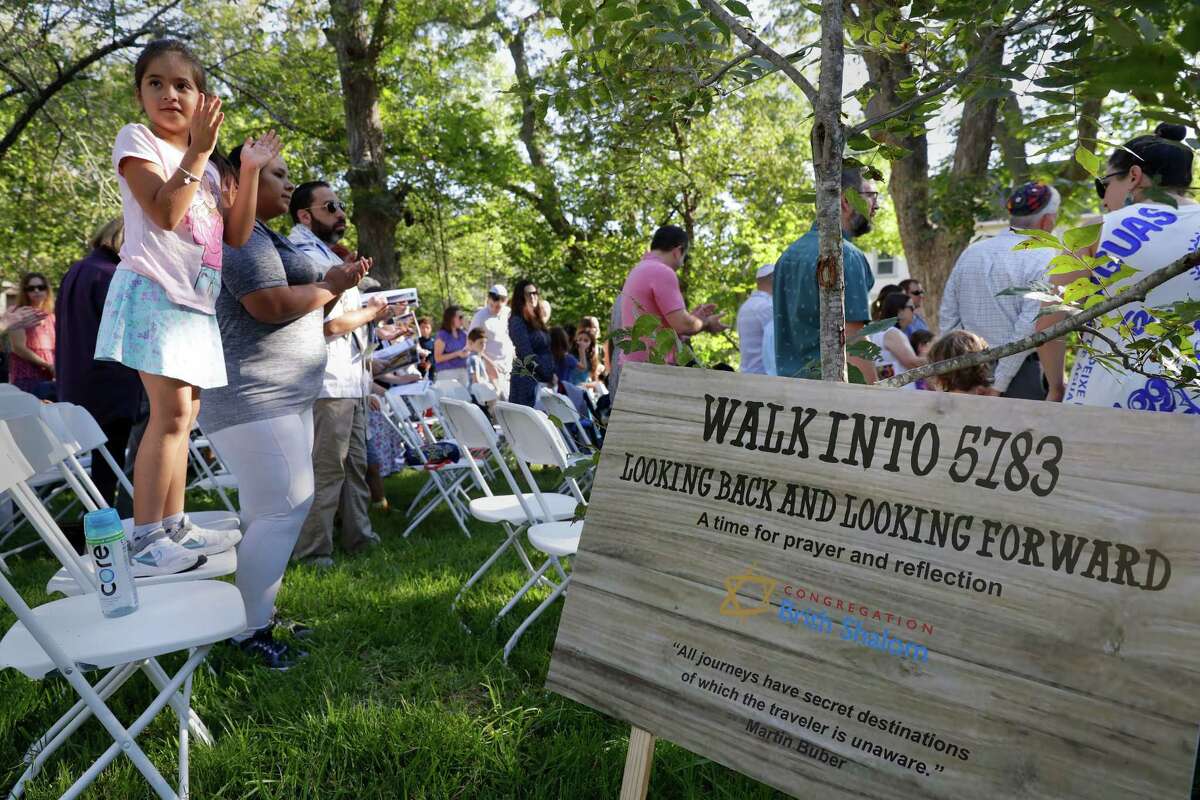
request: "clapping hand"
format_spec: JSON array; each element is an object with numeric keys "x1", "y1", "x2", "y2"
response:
[
  {"x1": 238, "y1": 130, "x2": 282, "y2": 172},
  {"x1": 327, "y1": 256, "x2": 372, "y2": 293},
  {"x1": 702, "y1": 311, "x2": 727, "y2": 334},
  {"x1": 190, "y1": 94, "x2": 224, "y2": 155},
  {"x1": 0, "y1": 306, "x2": 46, "y2": 334}
]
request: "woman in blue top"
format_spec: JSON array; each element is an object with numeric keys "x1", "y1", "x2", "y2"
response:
[
  {"x1": 507, "y1": 279, "x2": 555, "y2": 406},
  {"x1": 433, "y1": 305, "x2": 470, "y2": 387},
  {"x1": 550, "y1": 326, "x2": 580, "y2": 386}
]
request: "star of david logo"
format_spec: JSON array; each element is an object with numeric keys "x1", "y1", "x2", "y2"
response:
[{"x1": 719, "y1": 567, "x2": 777, "y2": 617}]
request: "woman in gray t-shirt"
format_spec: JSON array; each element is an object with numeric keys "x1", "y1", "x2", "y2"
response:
[{"x1": 198, "y1": 149, "x2": 369, "y2": 668}]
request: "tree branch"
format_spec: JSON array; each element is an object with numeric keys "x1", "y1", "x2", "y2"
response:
[
  {"x1": 0, "y1": 0, "x2": 185, "y2": 163},
  {"x1": 368, "y1": 0, "x2": 396, "y2": 59},
  {"x1": 695, "y1": 0, "x2": 817, "y2": 103},
  {"x1": 884, "y1": 248, "x2": 1200, "y2": 388},
  {"x1": 847, "y1": 9, "x2": 1075, "y2": 137}
]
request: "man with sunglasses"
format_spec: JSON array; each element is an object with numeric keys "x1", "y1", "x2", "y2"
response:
[
  {"x1": 897, "y1": 278, "x2": 929, "y2": 336},
  {"x1": 287, "y1": 181, "x2": 390, "y2": 566},
  {"x1": 939, "y1": 181, "x2": 1062, "y2": 400}
]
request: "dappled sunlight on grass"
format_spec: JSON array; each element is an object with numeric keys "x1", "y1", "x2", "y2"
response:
[{"x1": 0, "y1": 471, "x2": 786, "y2": 799}]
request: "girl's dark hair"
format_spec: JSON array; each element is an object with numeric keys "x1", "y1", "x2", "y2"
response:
[
  {"x1": 879, "y1": 291, "x2": 912, "y2": 326},
  {"x1": 134, "y1": 39, "x2": 207, "y2": 95},
  {"x1": 929, "y1": 331, "x2": 992, "y2": 393},
  {"x1": 1109, "y1": 123, "x2": 1193, "y2": 191},
  {"x1": 574, "y1": 327, "x2": 598, "y2": 375},
  {"x1": 440, "y1": 305, "x2": 462, "y2": 334},
  {"x1": 870, "y1": 284, "x2": 902, "y2": 320},
  {"x1": 909, "y1": 329, "x2": 934, "y2": 352},
  {"x1": 549, "y1": 326, "x2": 570, "y2": 362},
  {"x1": 510, "y1": 278, "x2": 545, "y2": 331}
]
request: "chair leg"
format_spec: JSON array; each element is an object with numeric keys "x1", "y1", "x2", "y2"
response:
[
  {"x1": 142, "y1": 657, "x2": 213, "y2": 747},
  {"x1": 62, "y1": 646, "x2": 210, "y2": 800},
  {"x1": 452, "y1": 523, "x2": 526, "y2": 620},
  {"x1": 12, "y1": 662, "x2": 142, "y2": 797},
  {"x1": 176, "y1": 660, "x2": 195, "y2": 800},
  {"x1": 492, "y1": 557, "x2": 557, "y2": 627},
  {"x1": 503, "y1": 572, "x2": 572, "y2": 662}
]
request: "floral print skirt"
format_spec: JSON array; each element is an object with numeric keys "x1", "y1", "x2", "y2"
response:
[{"x1": 95, "y1": 269, "x2": 227, "y2": 389}]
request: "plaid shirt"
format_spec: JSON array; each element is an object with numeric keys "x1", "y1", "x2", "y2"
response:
[{"x1": 939, "y1": 231, "x2": 1055, "y2": 391}]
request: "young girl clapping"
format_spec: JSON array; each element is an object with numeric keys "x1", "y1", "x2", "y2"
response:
[{"x1": 96, "y1": 39, "x2": 280, "y2": 576}]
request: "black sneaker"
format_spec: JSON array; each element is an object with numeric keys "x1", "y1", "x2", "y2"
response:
[{"x1": 235, "y1": 628, "x2": 304, "y2": 671}]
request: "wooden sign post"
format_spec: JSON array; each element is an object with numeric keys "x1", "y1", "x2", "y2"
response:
[{"x1": 547, "y1": 363, "x2": 1200, "y2": 799}]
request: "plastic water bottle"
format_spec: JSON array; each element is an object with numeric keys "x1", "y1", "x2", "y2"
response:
[{"x1": 84, "y1": 508, "x2": 139, "y2": 618}]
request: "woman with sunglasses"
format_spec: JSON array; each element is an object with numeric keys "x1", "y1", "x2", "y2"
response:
[
  {"x1": 8, "y1": 273, "x2": 57, "y2": 398},
  {"x1": 433, "y1": 304, "x2": 471, "y2": 387},
  {"x1": 507, "y1": 278, "x2": 556, "y2": 407},
  {"x1": 1058, "y1": 122, "x2": 1200, "y2": 413},
  {"x1": 869, "y1": 291, "x2": 926, "y2": 389}
]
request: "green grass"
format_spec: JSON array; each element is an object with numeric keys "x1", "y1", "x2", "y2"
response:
[{"x1": 0, "y1": 471, "x2": 788, "y2": 799}]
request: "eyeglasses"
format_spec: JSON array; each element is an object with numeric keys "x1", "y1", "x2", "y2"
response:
[
  {"x1": 526, "y1": 289, "x2": 539, "y2": 297},
  {"x1": 309, "y1": 201, "x2": 348, "y2": 215},
  {"x1": 25, "y1": 284, "x2": 48, "y2": 292},
  {"x1": 1094, "y1": 171, "x2": 1125, "y2": 200},
  {"x1": 909, "y1": 289, "x2": 924, "y2": 296}
]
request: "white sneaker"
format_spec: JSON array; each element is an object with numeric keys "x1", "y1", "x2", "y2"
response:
[
  {"x1": 131, "y1": 533, "x2": 206, "y2": 577},
  {"x1": 170, "y1": 515, "x2": 242, "y2": 557}
]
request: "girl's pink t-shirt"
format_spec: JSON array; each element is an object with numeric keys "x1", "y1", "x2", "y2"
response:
[{"x1": 112, "y1": 123, "x2": 224, "y2": 313}]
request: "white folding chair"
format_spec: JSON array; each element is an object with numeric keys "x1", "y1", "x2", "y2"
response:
[
  {"x1": 0, "y1": 419, "x2": 246, "y2": 800},
  {"x1": 382, "y1": 390, "x2": 474, "y2": 538},
  {"x1": 186, "y1": 427, "x2": 238, "y2": 513},
  {"x1": 433, "y1": 378, "x2": 473, "y2": 404},
  {"x1": 469, "y1": 382, "x2": 499, "y2": 407},
  {"x1": 492, "y1": 402, "x2": 587, "y2": 661},
  {"x1": 0, "y1": 392, "x2": 77, "y2": 569},
  {"x1": 0, "y1": 402, "x2": 239, "y2": 597},
  {"x1": 537, "y1": 388, "x2": 598, "y2": 493},
  {"x1": 439, "y1": 399, "x2": 579, "y2": 620}
]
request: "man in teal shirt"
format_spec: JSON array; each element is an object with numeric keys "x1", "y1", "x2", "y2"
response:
[{"x1": 773, "y1": 168, "x2": 879, "y2": 380}]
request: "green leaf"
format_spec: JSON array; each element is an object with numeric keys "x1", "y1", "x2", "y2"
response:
[
  {"x1": 1063, "y1": 222, "x2": 1103, "y2": 250},
  {"x1": 844, "y1": 186, "x2": 871, "y2": 217},
  {"x1": 847, "y1": 132, "x2": 876, "y2": 152},
  {"x1": 849, "y1": 316, "x2": 898, "y2": 341},
  {"x1": 1046, "y1": 254, "x2": 1088, "y2": 275},
  {"x1": 725, "y1": 0, "x2": 752, "y2": 16},
  {"x1": 1074, "y1": 145, "x2": 1104, "y2": 178},
  {"x1": 631, "y1": 313, "x2": 661, "y2": 342},
  {"x1": 1027, "y1": 112, "x2": 1076, "y2": 130}
]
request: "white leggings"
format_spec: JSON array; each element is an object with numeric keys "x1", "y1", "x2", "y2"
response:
[{"x1": 207, "y1": 409, "x2": 315, "y2": 634}]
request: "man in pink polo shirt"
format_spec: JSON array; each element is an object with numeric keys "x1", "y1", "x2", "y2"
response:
[{"x1": 610, "y1": 225, "x2": 726, "y2": 394}]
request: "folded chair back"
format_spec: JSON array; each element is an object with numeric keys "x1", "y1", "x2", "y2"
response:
[
  {"x1": 494, "y1": 402, "x2": 587, "y2": 519},
  {"x1": 494, "y1": 402, "x2": 571, "y2": 469}
]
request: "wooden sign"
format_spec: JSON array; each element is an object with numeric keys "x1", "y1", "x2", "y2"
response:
[{"x1": 546, "y1": 363, "x2": 1200, "y2": 799}]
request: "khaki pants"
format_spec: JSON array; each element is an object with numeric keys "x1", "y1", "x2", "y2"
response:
[{"x1": 292, "y1": 398, "x2": 377, "y2": 560}]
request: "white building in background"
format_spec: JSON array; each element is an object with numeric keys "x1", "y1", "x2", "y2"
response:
[{"x1": 865, "y1": 251, "x2": 911, "y2": 301}]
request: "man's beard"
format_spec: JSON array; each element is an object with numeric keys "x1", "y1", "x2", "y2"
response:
[
  {"x1": 847, "y1": 211, "x2": 872, "y2": 238},
  {"x1": 311, "y1": 217, "x2": 346, "y2": 245}
]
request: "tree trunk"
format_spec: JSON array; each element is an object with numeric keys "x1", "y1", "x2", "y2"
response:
[
  {"x1": 814, "y1": 0, "x2": 848, "y2": 383},
  {"x1": 669, "y1": 120, "x2": 698, "y2": 303},
  {"x1": 996, "y1": 92, "x2": 1031, "y2": 184},
  {"x1": 503, "y1": 23, "x2": 586, "y2": 267},
  {"x1": 327, "y1": 0, "x2": 403, "y2": 286},
  {"x1": 860, "y1": 17, "x2": 1004, "y2": 329}
]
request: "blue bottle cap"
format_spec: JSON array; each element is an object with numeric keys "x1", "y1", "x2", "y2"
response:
[{"x1": 83, "y1": 507, "x2": 123, "y2": 538}]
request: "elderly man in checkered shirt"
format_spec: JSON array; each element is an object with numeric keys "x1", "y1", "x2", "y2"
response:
[{"x1": 939, "y1": 181, "x2": 1062, "y2": 400}]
